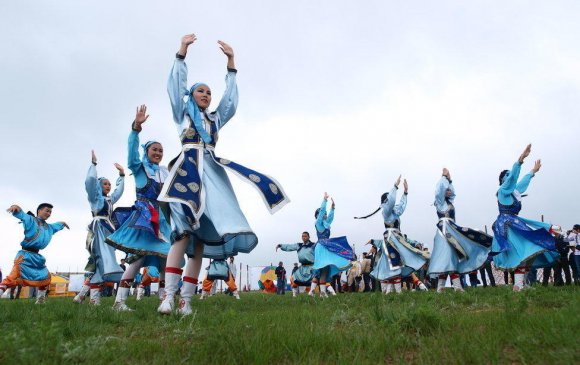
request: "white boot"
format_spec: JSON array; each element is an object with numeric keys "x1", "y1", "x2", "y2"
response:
[
  {"x1": 199, "y1": 290, "x2": 210, "y2": 300},
  {"x1": 308, "y1": 282, "x2": 317, "y2": 297},
  {"x1": 326, "y1": 285, "x2": 337, "y2": 296},
  {"x1": 35, "y1": 289, "x2": 47, "y2": 304},
  {"x1": 385, "y1": 283, "x2": 395, "y2": 294},
  {"x1": 380, "y1": 282, "x2": 387, "y2": 293},
  {"x1": 437, "y1": 278, "x2": 446, "y2": 293},
  {"x1": 292, "y1": 287, "x2": 299, "y2": 297},
  {"x1": 232, "y1": 290, "x2": 240, "y2": 300},
  {"x1": 417, "y1": 282, "x2": 428, "y2": 291},
  {"x1": 73, "y1": 284, "x2": 90, "y2": 304},
  {"x1": 136, "y1": 286, "x2": 145, "y2": 301},
  {"x1": 0, "y1": 287, "x2": 5, "y2": 297},
  {"x1": 319, "y1": 284, "x2": 328, "y2": 298},
  {"x1": 513, "y1": 273, "x2": 525, "y2": 292},
  {"x1": 451, "y1": 276, "x2": 465, "y2": 292},
  {"x1": 394, "y1": 282, "x2": 402, "y2": 294},
  {"x1": 113, "y1": 287, "x2": 133, "y2": 311},
  {"x1": 177, "y1": 281, "x2": 197, "y2": 316},
  {"x1": 89, "y1": 288, "x2": 101, "y2": 306},
  {"x1": 157, "y1": 272, "x2": 181, "y2": 314}
]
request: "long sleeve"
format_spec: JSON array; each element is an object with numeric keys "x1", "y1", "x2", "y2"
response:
[
  {"x1": 434, "y1": 177, "x2": 454, "y2": 213},
  {"x1": 49, "y1": 222, "x2": 65, "y2": 233},
  {"x1": 167, "y1": 58, "x2": 189, "y2": 125},
  {"x1": 110, "y1": 176, "x2": 125, "y2": 204},
  {"x1": 128, "y1": 130, "x2": 147, "y2": 188},
  {"x1": 325, "y1": 208, "x2": 335, "y2": 228},
  {"x1": 393, "y1": 193, "x2": 407, "y2": 217},
  {"x1": 279, "y1": 243, "x2": 300, "y2": 252},
  {"x1": 315, "y1": 199, "x2": 328, "y2": 232},
  {"x1": 515, "y1": 172, "x2": 535, "y2": 194},
  {"x1": 215, "y1": 70, "x2": 238, "y2": 130},
  {"x1": 381, "y1": 186, "x2": 398, "y2": 221},
  {"x1": 13, "y1": 210, "x2": 35, "y2": 233},
  {"x1": 85, "y1": 164, "x2": 105, "y2": 213},
  {"x1": 498, "y1": 161, "x2": 522, "y2": 204}
]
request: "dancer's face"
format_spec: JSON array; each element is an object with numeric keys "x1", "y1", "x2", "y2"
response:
[
  {"x1": 445, "y1": 189, "x2": 453, "y2": 198},
  {"x1": 193, "y1": 85, "x2": 212, "y2": 110},
  {"x1": 37, "y1": 207, "x2": 52, "y2": 220},
  {"x1": 101, "y1": 179, "x2": 111, "y2": 195},
  {"x1": 147, "y1": 143, "x2": 164, "y2": 164},
  {"x1": 301, "y1": 233, "x2": 310, "y2": 243}
]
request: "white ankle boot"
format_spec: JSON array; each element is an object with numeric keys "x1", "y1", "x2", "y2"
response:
[
  {"x1": 177, "y1": 281, "x2": 197, "y2": 316},
  {"x1": 292, "y1": 287, "x2": 299, "y2": 297},
  {"x1": 385, "y1": 283, "x2": 395, "y2": 294},
  {"x1": 513, "y1": 273, "x2": 525, "y2": 292},
  {"x1": 451, "y1": 276, "x2": 464, "y2": 292},
  {"x1": 89, "y1": 288, "x2": 101, "y2": 305},
  {"x1": 157, "y1": 272, "x2": 181, "y2": 314},
  {"x1": 380, "y1": 282, "x2": 387, "y2": 293},
  {"x1": 113, "y1": 287, "x2": 133, "y2": 311},
  {"x1": 326, "y1": 285, "x2": 337, "y2": 296},
  {"x1": 232, "y1": 290, "x2": 240, "y2": 300},
  {"x1": 394, "y1": 282, "x2": 402, "y2": 294},
  {"x1": 308, "y1": 282, "x2": 317, "y2": 297},
  {"x1": 73, "y1": 284, "x2": 90, "y2": 304},
  {"x1": 136, "y1": 287, "x2": 145, "y2": 301},
  {"x1": 437, "y1": 278, "x2": 446, "y2": 293},
  {"x1": 417, "y1": 282, "x2": 428, "y2": 291},
  {"x1": 35, "y1": 289, "x2": 47, "y2": 304}
]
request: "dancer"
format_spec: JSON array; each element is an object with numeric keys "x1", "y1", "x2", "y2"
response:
[
  {"x1": 427, "y1": 168, "x2": 492, "y2": 292},
  {"x1": 200, "y1": 258, "x2": 239, "y2": 300},
  {"x1": 310, "y1": 193, "x2": 353, "y2": 297},
  {"x1": 157, "y1": 34, "x2": 289, "y2": 315},
  {"x1": 74, "y1": 151, "x2": 125, "y2": 305},
  {"x1": 356, "y1": 176, "x2": 428, "y2": 294},
  {"x1": 106, "y1": 105, "x2": 172, "y2": 311},
  {"x1": 491, "y1": 144, "x2": 557, "y2": 291},
  {"x1": 0, "y1": 204, "x2": 69, "y2": 303},
  {"x1": 276, "y1": 232, "x2": 316, "y2": 297}
]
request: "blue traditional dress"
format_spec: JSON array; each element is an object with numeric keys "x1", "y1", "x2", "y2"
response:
[
  {"x1": 0, "y1": 210, "x2": 65, "y2": 289},
  {"x1": 491, "y1": 161, "x2": 557, "y2": 270},
  {"x1": 428, "y1": 177, "x2": 492, "y2": 277},
  {"x1": 279, "y1": 240, "x2": 316, "y2": 286},
  {"x1": 160, "y1": 56, "x2": 289, "y2": 259},
  {"x1": 370, "y1": 186, "x2": 428, "y2": 281},
  {"x1": 83, "y1": 164, "x2": 125, "y2": 284},
  {"x1": 106, "y1": 130, "x2": 172, "y2": 261},
  {"x1": 312, "y1": 199, "x2": 353, "y2": 281}
]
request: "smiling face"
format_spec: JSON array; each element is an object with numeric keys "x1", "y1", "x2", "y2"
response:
[
  {"x1": 101, "y1": 179, "x2": 111, "y2": 195},
  {"x1": 147, "y1": 143, "x2": 164, "y2": 164},
  {"x1": 192, "y1": 85, "x2": 212, "y2": 110}
]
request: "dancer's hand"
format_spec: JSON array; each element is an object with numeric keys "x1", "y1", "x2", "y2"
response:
[
  {"x1": 331, "y1": 198, "x2": 335, "y2": 209},
  {"x1": 178, "y1": 33, "x2": 197, "y2": 57},
  {"x1": 275, "y1": 244, "x2": 281, "y2": 251},
  {"x1": 218, "y1": 40, "x2": 235, "y2": 69},
  {"x1": 6, "y1": 205, "x2": 21, "y2": 214},
  {"x1": 114, "y1": 163, "x2": 125, "y2": 176},
  {"x1": 531, "y1": 159, "x2": 542, "y2": 174},
  {"x1": 403, "y1": 179, "x2": 408, "y2": 193},
  {"x1": 59, "y1": 222, "x2": 70, "y2": 229},
  {"x1": 519, "y1": 144, "x2": 531, "y2": 163},
  {"x1": 395, "y1": 175, "x2": 401, "y2": 188},
  {"x1": 442, "y1": 168, "x2": 450, "y2": 179},
  {"x1": 323, "y1": 192, "x2": 329, "y2": 201},
  {"x1": 133, "y1": 104, "x2": 149, "y2": 132},
  {"x1": 91, "y1": 150, "x2": 97, "y2": 165}
]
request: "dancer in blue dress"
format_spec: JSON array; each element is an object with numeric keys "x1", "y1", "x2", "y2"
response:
[
  {"x1": 310, "y1": 193, "x2": 353, "y2": 297},
  {"x1": 491, "y1": 144, "x2": 558, "y2": 291},
  {"x1": 107, "y1": 105, "x2": 172, "y2": 311},
  {"x1": 74, "y1": 151, "x2": 125, "y2": 305},
  {"x1": 276, "y1": 232, "x2": 316, "y2": 297},
  {"x1": 0, "y1": 204, "x2": 69, "y2": 304},
  {"x1": 428, "y1": 168, "x2": 492, "y2": 292},
  {"x1": 157, "y1": 34, "x2": 289, "y2": 315},
  {"x1": 356, "y1": 177, "x2": 428, "y2": 294}
]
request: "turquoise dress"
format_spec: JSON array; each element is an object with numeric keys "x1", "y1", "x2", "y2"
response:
[
  {"x1": 0, "y1": 210, "x2": 64, "y2": 288},
  {"x1": 491, "y1": 161, "x2": 557, "y2": 270},
  {"x1": 427, "y1": 177, "x2": 492, "y2": 277},
  {"x1": 84, "y1": 164, "x2": 125, "y2": 284},
  {"x1": 280, "y1": 241, "x2": 316, "y2": 285},
  {"x1": 161, "y1": 57, "x2": 289, "y2": 260},
  {"x1": 312, "y1": 199, "x2": 353, "y2": 281},
  {"x1": 106, "y1": 131, "x2": 172, "y2": 261}
]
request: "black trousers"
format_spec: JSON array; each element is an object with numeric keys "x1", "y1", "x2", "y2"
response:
[{"x1": 480, "y1": 261, "x2": 496, "y2": 287}]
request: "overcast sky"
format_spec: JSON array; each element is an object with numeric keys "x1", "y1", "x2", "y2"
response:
[{"x1": 1, "y1": 1, "x2": 579, "y2": 275}]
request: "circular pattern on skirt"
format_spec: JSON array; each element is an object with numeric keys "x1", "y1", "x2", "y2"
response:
[
  {"x1": 269, "y1": 183, "x2": 279, "y2": 195},
  {"x1": 219, "y1": 158, "x2": 231, "y2": 165},
  {"x1": 249, "y1": 174, "x2": 261, "y2": 183},
  {"x1": 175, "y1": 183, "x2": 187, "y2": 193},
  {"x1": 187, "y1": 182, "x2": 200, "y2": 193},
  {"x1": 188, "y1": 156, "x2": 197, "y2": 165},
  {"x1": 177, "y1": 168, "x2": 188, "y2": 177}
]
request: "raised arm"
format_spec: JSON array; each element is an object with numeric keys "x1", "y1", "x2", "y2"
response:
[
  {"x1": 516, "y1": 160, "x2": 541, "y2": 194},
  {"x1": 8, "y1": 205, "x2": 35, "y2": 232},
  {"x1": 85, "y1": 153, "x2": 105, "y2": 212},
  {"x1": 168, "y1": 34, "x2": 196, "y2": 125},
  {"x1": 315, "y1": 194, "x2": 328, "y2": 232},
  {"x1": 394, "y1": 184, "x2": 408, "y2": 217},
  {"x1": 500, "y1": 144, "x2": 531, "y2": 195},
  {"x1": 381, "y1": 178, "x2": 400, "y2": 220},
  {"x1": 215, "y1": 41, "x2": 238, "y2": 129},
  {"x1": 110, "y1": 163, "x2": 126, "y2": 204},
  {"x1": 324, "y1": 199, "x2": 335, "y2": 228}
]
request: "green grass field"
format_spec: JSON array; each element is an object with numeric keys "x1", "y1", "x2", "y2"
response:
[{"x1": 1, "y1": 286, "x2": 579, "y2": 365}]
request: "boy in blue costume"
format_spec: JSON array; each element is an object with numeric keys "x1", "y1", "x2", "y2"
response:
[
  {"x1": 276, "y1": 232, "x2": 316, "y2": 297},
  {"x1": 0, "y1": 204, "x2": 69, "y2": 304}
]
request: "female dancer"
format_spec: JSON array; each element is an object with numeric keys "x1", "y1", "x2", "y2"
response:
[
  {"x1": 157, "y1": 34, "x2": 289, "y2": 315},
  {"x1": 0, "y1": 204, "x2": 69, "y2": 303},
  {"x1": 276, "y1": 232, "x2": 316, "y2": 297},
  {"x1": 74, "y1": 151, "x2": 125, "y2": 305},
  {"x1": 106, "y1": 105, "x2": 172, "y2": 311},
  {"x1": 492, "y1": 144, "x2": 557, "y2": 291},
  {"x1": 310, "y1": 193, "x2": 353, "y2": 297},
  {"x1": 356, "y1": 177, "x2": 428, "y2": 293},
  {"x1": 427, "y1": 168, "x2": 492, "y2": 292}
]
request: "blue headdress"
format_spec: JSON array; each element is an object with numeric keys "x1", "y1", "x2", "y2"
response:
[
  {"x1": 186, "y1": 83, "x2": 213, "y2": 143},
  {"x1": 142, "y1": 141, "x2": 161, "y2": 177},
  {"x1": 97, "y1": 177, "x2": 109, "y2": 196}
]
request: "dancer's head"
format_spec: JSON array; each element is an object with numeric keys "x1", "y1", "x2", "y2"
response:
[
  {"x1": 144, "y1": 142, "x2": 164, "y2": 164},
  {"x1": 99, "y1": 178, "x2": 111, "y2": 195},
  {"x1": 301, "y1": 231, "x2": 310, "y2": 243},
  {"x1": 381, "y1": 192, "x2": 389, "y2": 204},
  {"x1": 36, "y1": 203, "x2": 53, "y2": 220},
  {"x1": 314, "y1": 208, "x2": 327, "y2": 220},
  {"x1": 574, "y1": 224, "x2": 580, "y2": 232},
  {"x1": 499, "y1": 170, "x2": 509, "y2": 185},
  {"x1": 191, "y1": 83, "x2": 212, "y2": 110}
]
